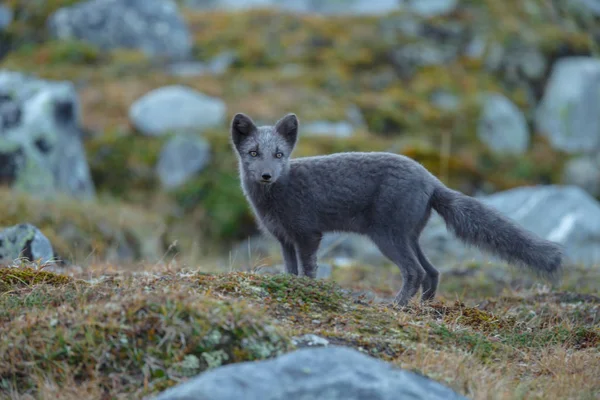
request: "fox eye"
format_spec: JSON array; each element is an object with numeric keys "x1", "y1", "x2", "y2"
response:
[
  {"x1": 275, "y1": 152, "x2": 283, "y2": 158},
  {"x1": 249, "y1": 151, "x2": 258, "y2": 157}
]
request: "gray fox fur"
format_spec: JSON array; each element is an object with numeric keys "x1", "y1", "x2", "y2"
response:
[{"x1": 230, "y1": 112, "x2": 563, "y2": 306}]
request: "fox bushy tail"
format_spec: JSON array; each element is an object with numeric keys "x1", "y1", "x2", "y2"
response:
[{"x1": 430, "y1": 185, "x2": 563, "y2": 277}]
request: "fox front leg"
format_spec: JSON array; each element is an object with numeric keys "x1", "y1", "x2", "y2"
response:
[
  {"x1": 273, "y1": 233, "x2": 299, "y2": 275},
  {"x1": 295, "y1": 234, "x2": 322, "y2": 278}
]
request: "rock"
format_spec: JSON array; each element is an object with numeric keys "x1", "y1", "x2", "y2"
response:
[
  {"x1": 184, "y1": 0, "x2": 401, "y2": 15},
  {"x1": 345, "y1": 104, "x2": 367, "y2": 128},
  {"x1": 152, "y1": 346, "x2": 466, "y2": 400},
  {"x1": 0, "y1": 224, "x2": 54, "y2": 265},
  {"x1": 303, "y1": 121, "x2": 355, "y2": 138},
  {"x1": 430, "y1": 90, "x2": 460, "y2": 112},
  {"x1": 568, "y1": 0, "x2": 600, "y2": 16},
  {"x1": 0, "y1": 5, "x2": 13, "y2": 31},
  {"x1": 47, "y1": 0, "x2": 192, "y2": 60},
  {"x1": 535, "y1": 57, "x2": 600, "y2": 154},
  {"x1": 388, "y1": 21, "x2": 467, "y2": 77},
  {"x1": 319, "y1": 233, "x2": 388, "y2": 267},
  {"x1": 156, "y1": 134, "x2": 211, "y2": 189},
  {"x1": 129, "y1": 85, "x2": 226, "y2": 136},
  {"x1": 166, "y1": 51, "x2": 237, "y2": 77},
  {"x1": 291, "y1": 334, "x2": 330, "y2": 348},
  {"x1": 562, "y1": 156, "x2": 600, "y2": 198},
  {"x1": 400, "y1": 0, "x2": 459, "y2": 17},
  {"x1": 0, "y1": 70, "x2": 95, "y2": 199},
  {"x1": 477, "y1": 93, "x2": 530, "y2": 155},
  {"x1": 420, "y1": 185, "x2": 600, "y2": 269}
]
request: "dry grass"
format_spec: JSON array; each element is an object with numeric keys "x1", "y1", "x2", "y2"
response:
[{"x1": 0, "y1": 261, "x2": 597, "y2": 400}]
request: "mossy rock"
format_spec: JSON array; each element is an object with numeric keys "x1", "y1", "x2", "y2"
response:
[{"x1": 0, "y1": 289, "x2": 291, "y2": 397}]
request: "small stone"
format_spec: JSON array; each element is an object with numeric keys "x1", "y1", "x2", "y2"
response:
[
  {"x1": 156, "y1": 134, "x2": 211, "y2": 189},
  {"x1": 562, "y1": 156, "x2": 600, "y2": 198},
  {"x1": 0, "y1": 5, "x2": 13, "y2": 31},
  {"x1": 129, "y1": 85, "x2": 226, "y2": 136},
  {"x1": 291, "y1": 334, "x2": 330, "y2": 348},
  {"x1": 477, "y1": 93, "x2": 530, "y2": 155},
  {"x1": 0, "y1": 223, "x2": 54, "y2": 265}
]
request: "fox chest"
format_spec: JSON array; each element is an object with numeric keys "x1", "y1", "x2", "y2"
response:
[{"x1": 249, "y1": 199, "x2": 298, "y2": 241}]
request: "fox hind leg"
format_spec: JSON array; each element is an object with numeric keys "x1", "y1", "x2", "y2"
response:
[
  {"x1": 413, "y1": 240, "x2": 440, "y2": 302},
  {"x1": 370, "y1": 235, "x2": 425, "y2": 307}
]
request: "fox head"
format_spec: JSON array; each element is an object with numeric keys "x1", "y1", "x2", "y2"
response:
[{"x1": 230, "y1": 113, "x2": 299, "y2": 185}]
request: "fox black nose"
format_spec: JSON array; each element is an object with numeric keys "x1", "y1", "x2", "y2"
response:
[{"x1": 262, "y1": 173, "x2": 272, "y2": 181}]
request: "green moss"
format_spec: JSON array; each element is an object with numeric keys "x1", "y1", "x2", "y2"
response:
[
  {"x1": 86, "y1": 130, "x2": 167, "y2": 200},
  {"x1": 197, "y1": 272, "x2": 347, "y2": 313},
  {"x1": 0, "y1": 291, "x2": 291, "y2": 397},
  {"x1": 8, "y1": 39, "x2": 103, "y2": 65},
  {"x1": 429, "y1": 323, "x2": 502, "y2": 362},
  {"x1": 3, "y1": 0, "x2": 81, "y2": 48},
  {"x1": 0, "y1": 267, "x2": 73, "y2": 293}
]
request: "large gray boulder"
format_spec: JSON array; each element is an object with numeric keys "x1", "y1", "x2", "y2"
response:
[
  {"x1": 156, "y1": 134, "x2": 211, "y2": 189},
  {"x1": 152, "y1": 346, "x2": 466, "y2": 400},
  {"x1": 47, "y1": 0, "x2": 192, "y2": 60},
  {"x1": 477, "y1": 93, "x2": 529, "y2": 155},
  {"x1": 0, "y1": 70, "x2": 95, "y2": 199},
  {"x1": 129, "y1": 85, "x2": 226, "y2": 136},
  {"x1": 420, "y1": 185, "x2": 600, "y2": 269},
  {"x1": 0, "y1": 224, "x2": 54, "y2": 265},
  {"x1": 535, "y1": 57, "x2": 600, "y2": 154}
]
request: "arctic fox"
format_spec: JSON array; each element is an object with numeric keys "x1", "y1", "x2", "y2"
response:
[{"x1": 230, "y1": 113, "x2": 563, "y2": 306}]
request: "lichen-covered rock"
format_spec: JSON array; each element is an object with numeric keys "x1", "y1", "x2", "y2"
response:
[
  {"x1": 420, "y1": 185, "x2": 600, "y2": 269},
  {"x1": 152, "y1": 346, "x2": 467, "y2": 400},
  {"x1": 477, "y1": 93, "x2": 530, "y2": 155},
  {"x1": 562, "y1": 155, "x2": 600, "y2": 198},
  {"x1": 0, "y1": 70, "x2": 95, "y2": 199},
  {"x1": 47, "y1": 0, "x2": 192, "y2": 60},
  {"x1": 156, "y1": 134, "x2": 211, "y2": 189},
  {"x1": 129, "y1": 85, "x2": 226, "y2": 136},
  {"x1": 535, "y1": 57, "x2": 600, "y2": 154},
  {"x1": 0, "y1": 224, "x2": 54, "y2": 264}
]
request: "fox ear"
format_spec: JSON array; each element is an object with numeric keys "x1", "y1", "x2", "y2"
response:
[
  {"x1": 231, "y1": 113, "x2": 256, "y2": 148},
  {"x1": 275, "y1": 113, "x2": 299, "y2": 147}
]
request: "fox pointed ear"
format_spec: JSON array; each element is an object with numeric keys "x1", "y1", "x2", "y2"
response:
[
  {"x1": 231, "y1": 113, "x2": 257, "y2": 148},
  {"x1": 275, "y1": 113, "x2": 299, "y2": 147}
]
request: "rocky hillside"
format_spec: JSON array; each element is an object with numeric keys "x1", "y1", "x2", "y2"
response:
[{"x1": 0, "y1": 2, "x2": 599, "y2": 398}]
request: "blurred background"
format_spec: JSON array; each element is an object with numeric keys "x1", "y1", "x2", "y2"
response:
[{"x1": 0, "y1": 0, "x2": 599, "y2": 280}]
